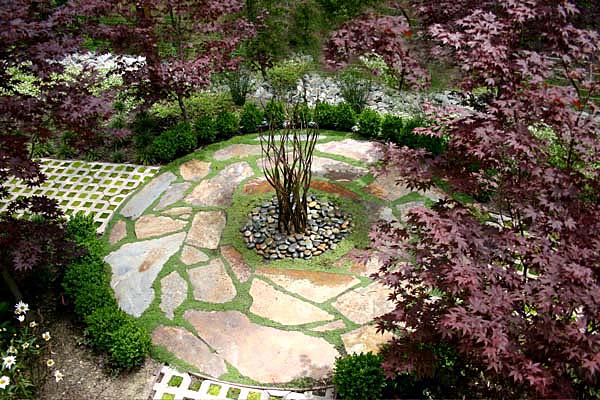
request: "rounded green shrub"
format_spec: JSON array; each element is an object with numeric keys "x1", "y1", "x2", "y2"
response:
[
  {"x1": 314, "y1": 101, "x2": 337, "y2": 130},
  {"x1": 334, "y1": 102, "x2": 357, "y2": 131},
  {"x1": 357, "y1": 108, "x2": 381, "y2": 139},
  {"x1": 264, "y1": 99, "x2": 285, "y2": 128},
  {"x1": 109, "y1": 319, "x2": 151, "y2": 370},
  {"x1": 72, "y1": 278, "x2": 118, "y2": 318},
  {"x1": 194, "y1": 114, "x2": 217, "y2": 144},
  {"x1": 85, "y1": 306, "x2": 129, "y2": 351},
  {"x1": 395, "y1": 116, "x2": 447, "y2": 156},
  {"x1": 240, "y1": 102, "x2": 264, "y2": 133},
  {"x1": 291, "y1": 102, "x2": 313, "y2": 127},
  {"x1": 381, "y1": 114, "x2": 403, "y2": 142},
  {"x1": 333, "y1": 352, "x2": 386, "y2": 400},
  {"x1": 151, "y1": 122, "x2": 197, "y2": 162},
  {"x1": 214, "y1": 110, "x2": 239, "y2": 139}
]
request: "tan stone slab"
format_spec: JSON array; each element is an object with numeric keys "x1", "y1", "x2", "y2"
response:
[
  {"x1": 332, "y1": 282, "x2": 395, "y2": 324},
  {"x1": 213, "y1": 144, "x2": 262, "y2": 161},
  {"x1": 184, "y1": 310, "x2": 339, "y2": 383},
  {"x1": 186, "y1": 211, "x2": 226, "y2": 249},
  {"x1": 243, "y1": 178, "x2": 359, "y2": 199},
  {"x1": 258, "y1": 156, "x2": 368, "y2": 182},
  {"x1": 316, "y1": 139, "x2": 384, "y2": 163},
  {"x1": 312, "y1": 320, "x2": 346, "y2": 332},
  {"x1": 134, "y1": 215, "x2": 187, "y2": 239},
  {"x1": 185, "y1": 162, "x2": 254, "y2": 207},
  {"x1": 341, "y1": 325, "x2": 394, "y2": 355},
  {"x1": 338, "y1": 250, "x2": 383, "y2": 278},
  {"x1": 161, "y1": 206, "x2": 192, "y2": 217},
  {"x1": 220, "y1": 245, "x2": 251, "y2": 283},
  {"x1": 188, "y1": 258, "x2": 236, "y2": 303},
  {"x1": 160, "y1": 271, "x2": 188, "y2": 319},
  {"x1": 108, "y1": 220, "x2": 127, "y2": 244},
  {"x1": 180, "y1": 245, "x2": 209, "y2": 265},
  {"x1": 152, "y1": 325, "x2": 227, "y2": 377},
  {"x1": 365, "y1": 171, "x2": 412, "y2": 201},
  {"x1": 255, "y1": 267, "x2": 361, "y2": 303},
  {"x1": 180, "y1": 159, "x2": 211, "y2": 181},
  {"x1": 249, "y1": 279, "x2": 334, "y2": 325}
]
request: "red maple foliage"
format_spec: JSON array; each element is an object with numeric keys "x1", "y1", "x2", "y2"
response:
[{"x1": 371, "y1": 1, "x2": 600, "y2": 397}]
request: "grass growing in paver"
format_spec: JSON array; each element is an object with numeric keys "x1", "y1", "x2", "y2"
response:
[
  {"x1": 167, "y1": 375, "x2": 184, "y2": 387},
  {"x1": 161, "y1": 394, "x2": 175, "y2": 400},
  {"x1": 207, "y1": 383, "x2": 221, "y2": 396},
  {"x1": 226, "y1": 387, "x2": 241, "y2": 399}
]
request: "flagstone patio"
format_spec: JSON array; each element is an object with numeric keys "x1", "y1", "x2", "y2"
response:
[{"x1": 102, "y1": 134, "x2": 445, "y2": 386}]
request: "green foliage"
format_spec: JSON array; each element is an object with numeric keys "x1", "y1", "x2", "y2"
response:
[
  {"x1": 150, "y1": 122, "x2": 197, "y2": 163},
  {"x1": 288, "y1": 1, "x2": 326, "y2": 58},
  {"x1": 381, "y1": 114, "x2": 403, "y2": 142},
  {"x1": 394, "y1": 115, "x2": 447, "y2": 156},
  {"x1": 336, "y1": 67, "x2": 371, "y2": 113},
  {"x1": 108, "y1": 319, "x2": 151, "y2": 370},
  {"x1": 264, "y1": 99, "x2": 285, "y2": 128},
  {"x1": 267, "y1": 59, "x2": 311, "y2": 99},
  {"x1": 194, "y1": 114, "x2": 216, "y2": 144},
  {"x1": 291, "y1": 102, "x2": 313, "y2": 127},
  {"x1": 333, "y1": 352, "x2": 386, "y2": 400},
  {"x1": 317, "y1": 0, "x2": 377, "y2": 19},
  {"x1": 357, "y1": 108, "x2": 381, "y2": 138},
  {"x1": 223, "y1": 68, "x2": 254, "y2": 106},
  {"x1": 240, "y1": 102, "x2": 264, "y2": 133},
  {"x1": 314, "y1": 101, "x2": 337, "y2": 129},
  {"x1": 151, "y1": 91, "x2": 233, "y2": 121},
  {"x1": 85, "y1": 306, "x2": 129, "y2": 352},
  {"x1": 214, "y1": 110, "x2": 240, "y2": 139},
  {"x1": 334, "y1": 102, "x2": 356, "y2": 131},
  {"x1": 131, "y1": 111, "x2": 175, "y2": 164},
  {"x1": 167, "y1": 375, "x2": 183, "y2": 387}
]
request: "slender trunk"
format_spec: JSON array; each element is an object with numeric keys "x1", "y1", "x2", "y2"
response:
[
  {"x1": 177, "y1": 93, "x2": 189, "y2": 122},
  {"x1": 2, "y1": 266, "x2": 23, "y2": 302}
]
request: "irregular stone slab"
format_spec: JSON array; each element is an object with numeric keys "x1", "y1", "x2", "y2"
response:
[
  {"x1": 220, "y1": 245, "x2": 251, "y2": 283},
  {"x1": 154, "y1": 182, "x2": 191, "y2": 211},
  {"x1": 105, "y1": 232, "x2": 186, "y2": 317},
  {"x1": 396, "y1": 201, "x2": 425, "y2": 222},
  {"x1": 243, "y1": 177, "x2": 273, "y2": 195},
  {"x1": 348, "y1": 252, "x2": 383, "y2": 278},
  {"x1": 258, "y1": 156, "x2": 368, "y2": 182},
  {"x1": 162, "y1": 206, "x2": 192, "y2": 217},
  {"x1": 316, "y1": 139, "x2": 384, "y2": 163},
  {"x1": 213, "y1": 144, "x2": 262, "y2": 161},
  {"x1": 341, "y1": 325, "x2": 394, "y2": 355},
  {"x1": 332, "y1": 282, "x2": 395, "y2": 324},
  {"x1": 249, "y1": 279, "x2": 334, "y2": 325},
  {"x1": 185, "y1": 310, "x2": 339, "y2": 383},
  {"x1": 310, "y1": 180, "x2": 359, "y2": 199},
  {"x1": 152, "y1": 325, "x2": 227, "y2": 377},
  {"x1": 160, "y1": 271, "x2": 188, "y2": 319},
  {"x1": 120, "y1": 172, "x2": 176, "y2": 219},
  {"x1": 188, "y1": 258, "x2": 236, "y2": 303},
  {"x1": 108, "y1": 220, "x2": 127, "y2": 245},
  {"x1": 186, "y1": 211, "x2": 226, "y2": 249},
  {"x1": 312, "y1": 320, "x2": 346, "y2": 332},
  {"x1": 180, "y1": 245, "x2": 209, "y2": 265},
  {"x1": 365, "y1": 171, "x2": 412, "y2": 201},
  {"x1": 256, "y1": 267, "x2": 360, "y2": 303},
  {"x1": 253, "y1": 134, "x2": 328, "y2": 142},
  {"x1": 134, "y1": 215, "x2": 187, "y2": 239},
  {"x1": 180, "y1": 160, "x2": 211, "y2": 181},
  {"x1": 185, "y1": 162, "x2": 254, "y2": 207}
]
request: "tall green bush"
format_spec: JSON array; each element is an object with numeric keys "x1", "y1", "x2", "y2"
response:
[
  {"x1": 336, "y1": 67, "x2": 371, "y2": 113},
  {"x1": 381, "y1": 114, "x2": 403, "y2": 142},
  {"x1": 224, "y1": 67, "x2": 254, "y2": 106},
  {"x1": 214, "y1": 110, "x2": 239, "y2": 139},
  {"x1": 264, "y1": 99, "x2": 285, "y2": 128},
  {"x1": 267, "y1": 59, "x2": 311, "y2": 100},
  {"x1": 333, "y1": 352, "x2": 386, "y2": 400},
  {"x1": 395, "y1": 115, "x2": 447, "y2": 156},
  {"x1": 334, "y1": 102, "x2": 357, "y2": 131},
  {"x1": 314, "y1": 100, "x2": 336, "y2": 129},
  {"x1": 194, "y1": 114, "x2": 217, "y2": 144},
  {"x1": 357, "y1": 108, "x2": 381, "y2": 138},
  {"x1": 240, "y1": 102, "x2": 264, "y2": 133},
  {"x1": 150, "y1": 122, "x2": 197, "y2": 163}
]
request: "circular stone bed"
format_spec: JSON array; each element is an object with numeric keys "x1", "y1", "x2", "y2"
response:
[{"x1": 240, "y1": 194, "x2": 352, "y2": 260}]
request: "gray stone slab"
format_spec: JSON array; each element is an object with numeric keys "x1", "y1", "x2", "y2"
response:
[
  {"x1": 154, "y1": 182, "x2": 191, "y2": 210},
  {"x1": 108, "y1": 220, "x2": 127, "y2": 245},
  {"x1": 213, "y1": 144, "x2": 262, "y2": 161},
  {"x1": 160, "y1": 271, "x2": 188, "y2": 319},
  {"x1": 120, "y1": 172, "x2": 177, "y2": 219},
  {"x1": 185, "y1": 162, "x2": 254, "y2": 207},
  {"x1": 105, "y1": 232, "x2": 186, "y2": 317}
]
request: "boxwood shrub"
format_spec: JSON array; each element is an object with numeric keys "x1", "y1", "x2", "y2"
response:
[
  {"x1": 314, "y1": 100, "x2": 337, "y2": 130},
  {"x1": 333, "y1": 352, "x2": 386, "y2": 400},
  {"x1": 240, "y1": 102, "x2": 264, "y2": 133},
  {"x1": 334, "y1": 102, "x2": 357, "y2": 131},
  {"x1": 357, "y1": 108, "x2": 381, "y2": 139},
  {"x1": 194, "y1": 114, "x2": 217, "y2": 144},
  {"x1": 150, "y1": 122, "x2": 197, "y2": 163},
  {"x1": 214, "y1": 110, "x2": 239, "y2": 139}
]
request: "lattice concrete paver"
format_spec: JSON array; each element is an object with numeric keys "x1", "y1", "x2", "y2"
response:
[{"x1": 0, "y1": 158, "x2": 159, "y2": 233}]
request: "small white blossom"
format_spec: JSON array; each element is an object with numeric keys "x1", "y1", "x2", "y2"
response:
[
  {"x1": 14, "y1": 301, "x2": 28, "y2": 315},
  {"x1": 29, "y1": 321, "x2": 37, "y2": 328},
  {"x1": 0, "y1": 375, "x2": 9, "y2": 390},
  {"x1": 46, "y1": 359, "x2": 55, "y2": 367},
  {"x1": 42, "y1": 332, "x2": 51, "y2": 341},
  {"x1": 21, "y1": 342, "x2": 29, "y2": 350},
  {"x1": 16, "y1": 315, "x2": 25, "y2": 322},
  {"x1": 7, "y1": 346, "x2": 17, "y2": 355},
  {"x1": 2, "y1": 356, "x2": 16, "y2": 370},
  {"x1": 53, "y1": 370, "x2": 63, "y2": 382}
]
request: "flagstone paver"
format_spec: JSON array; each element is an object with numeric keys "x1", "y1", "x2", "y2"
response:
[
  {"x1": 179, "y1": 159, "x2": 211, "y2": 181},
  {"x1": 180, "y1": 245, "x2": 209, "y2": 265},
  {"x1": 160, "y1": 271, "x2": 188, "y2": 319},
  {"x1": 221, "y1": 245, "x2": 252, "y2": 283},
  {"x1": 134, "y1": 215, "x2": 187, "y2": 239},
  {"x1": 121, "y1": 172, "x2": 176, "y2": 220},
  {"x1": 315, "y1": 139, "x2": 384, "y2": 163},
  {"x1": 341, "y1": 325, "x2": 394, "y2": 355},
  {"x1": 154, "y1": 182, "x2": 191, "y2": 210},
  {"x1": 312, "y1": 320, "x2": 346, "y2": 332},
  {"x1": 105, "y1": 231, "x2": 186, "y2": 317},
  {"x1": 396, "y1": 201, "x2": 426, "y2": 222},
  {"x1": 243, "y1": 178, "x2": 359, "y2": 199},
  {"x1": 255, "y1": 267, "x2": 361, "y2": 303},
  {"x1": 332, "y1": 282, "x2": 395, "y2": 325},
  {"x1": 161, "y1": 206, "x2": 192, "y2": 218},
  {"x1": 186, "y1": 211, "x2": 226, "y2": 249},
  {"x1": 249, "y1": 279, "x2": 335, "y2": 325},
  {"x1": 185, "y1": 162, "x2": 254, "y2": 206},
  {"x1": 108, "y1": 220, "x2": 127, "y2": 244},
  {"x1": 152, "y1": 326, "x2": 227, "y2": 377},
  {"x1": 258, "y1": 156, "x2": 368, "y2": 182},
  {"x1": 185, "y1": 310, "x2": 339, "y2": 383},
  {"x1": 188, "y1": 259, "x2": 237, "y2": 303},
  {"x1": 213, "y1": 144, "x2": 262, "y2": 161}
]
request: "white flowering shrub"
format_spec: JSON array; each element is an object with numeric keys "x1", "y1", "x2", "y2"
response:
[{"x1": 0, "y1": 302, "x2": 63, "y2": 400}]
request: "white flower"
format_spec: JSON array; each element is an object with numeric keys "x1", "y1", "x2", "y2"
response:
[
  {"x1": 7, "y1": 346, "x2": 17, "y2": 355},
  {"x1": 46, "y1": 359, "x2": 55, "y2": 367},
  {"x1": 53, "y1": 370, "x2": 63, "y2": 382},
  {"x1": 2, "y1": 356, "x2": 16, "y2": 370},
  {"x1": 42, "y1": 332, "x2": 51, "y2": 341},
  {"x1": 14, "y1": 301, "x2": 29, "y2": 315},
  {"x1": 29, "y1": 321, "x2": 37, "y2": 328},
  {"x1": 16, "y1": 315, "x2": 25, "y2": 322},
  {"x1": 0, "y1": 375, "x2": 9, "y2": 390},
  {"x1": 21, "y1": 342, "x2": 29, "y2": 350}
]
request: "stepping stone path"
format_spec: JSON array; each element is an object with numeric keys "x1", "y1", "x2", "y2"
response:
[{"x1": 104, "y1": 135, "x2": 445, "y2": 386}]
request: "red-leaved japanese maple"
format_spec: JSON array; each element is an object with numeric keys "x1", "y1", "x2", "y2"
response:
[{"x1": 371, "y1": 1, "x2": 600, "y2": 397}]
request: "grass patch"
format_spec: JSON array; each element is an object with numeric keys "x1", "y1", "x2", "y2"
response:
[
  {"x1": 167, "y1": 375, "x2": 183, "y2": 387},
  {"x1": 207, "y1": 383, "x2": 221, "y2": 396},
  {"x1": 161, "y1": 394, "x2": 175, "y2": 400},
  {"x1": 226, "y1": 387, "x2": 241, "y2": 399}
]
